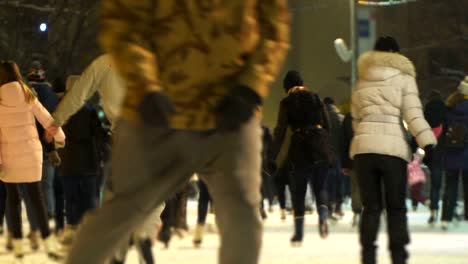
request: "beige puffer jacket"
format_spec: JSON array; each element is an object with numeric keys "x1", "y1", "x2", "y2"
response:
[{"x1": 350, "y1": 51, "x2": 437, "y2": 162}]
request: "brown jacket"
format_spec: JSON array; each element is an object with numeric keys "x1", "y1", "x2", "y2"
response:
[{"x1": 100, "y1": 0, "x2": 290, "y2": 130}]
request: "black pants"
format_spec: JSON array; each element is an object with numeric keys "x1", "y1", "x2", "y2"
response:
[
  {"x1": 429, "y1": 166, "x2": 444, "y2": 211},
  {"x1": 5, "y1": 182, "x2": 51, "y2": 239},
  {"x1": 327, "y1": 159, "x2": 344, "y2": 210},
  {"x1": 63, "y1": 176, "x2": 99, "y2": 226},
  {"x1": 54, "y1": 170, "x2": 65, "y2": 231},
  {"x1": 354, "y1": 154, "x2": 410, "y2": 264},
  {"x1": 197, "y1": 180, "x2": 212, "y2": 224},
  {"x1": 289, "y1": 165, "x2": 328, "y2": 218},
  {"x1": 274, "y1": 166, "x2": 290, "y2": 210},
  {"x1": 0, "y1": 182, "x2": 5, "y2": 226},
  {"x1": 441, "y1": 170, "x2": 468, "y2": 221}
]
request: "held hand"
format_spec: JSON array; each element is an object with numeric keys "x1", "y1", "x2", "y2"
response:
[
  {"x1": 45, "y1": 125, "x2": 59, "y2": 143},
  {"x1": 47, "y1": 151, "x2": 62, "y2": 167}
]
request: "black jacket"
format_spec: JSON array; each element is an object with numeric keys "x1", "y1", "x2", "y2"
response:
[
  {"x1": 59, "y1": 103, "x2": 110, "y2": 176},
  {"x1": 270, "y1": 90, "x2": 333, "y2": 167},
  {"x1": 341, "y1": 113, "x2": 354, "y2": 169}
]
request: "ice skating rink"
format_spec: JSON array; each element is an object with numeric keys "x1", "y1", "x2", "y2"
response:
[{"x1": 0, "y1": 201, "x2": 467, "y2": 264}]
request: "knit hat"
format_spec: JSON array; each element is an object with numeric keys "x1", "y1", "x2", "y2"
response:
[
  {"x1": 27, "y1": 60, "x2": 47, "y2": 82},
  {"x1": 283, "y1": 70, "x2": 304, "y2": 93},
  {"x1": 458, "y1": 76, "x2": 468, "y2": 95}
]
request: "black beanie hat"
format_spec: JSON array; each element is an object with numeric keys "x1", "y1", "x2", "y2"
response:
[
  {"x1": 283, "y1": 70, "x2": 304, "y2": 92},
  {"x1": 374, "y1": 36, "x2": 400, "y2": 53}
]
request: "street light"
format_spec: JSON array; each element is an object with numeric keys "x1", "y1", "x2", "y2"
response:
[{"x1": 39, "y1": 23, "x2": 47, "y2": 32}]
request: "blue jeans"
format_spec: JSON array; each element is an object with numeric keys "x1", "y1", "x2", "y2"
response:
[
  {"x1": 63, "y1": 176, "x2": 98, "y2": 226},
  {"x1": 42, "y1": 159, "x2": 56, "y2": 216},
  {"x1": 429, "y1": 166, "x2": 444, "y2": 210}
]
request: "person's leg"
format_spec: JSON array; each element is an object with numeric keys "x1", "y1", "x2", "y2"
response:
[
  {"x1": 5, "y1": 184, "x2": 22, "y2": 239},
  {"x1": 462, "y1": 171, "x2": 468, "y2": 221},
  {"x1": 54, "y1": 169, "x2": 65, "y2": 233},
  {"x1": 25, "y1": 182, "x2": 51, "y2": 239},
  {"x1": 335, "y1": 160, "x2": 345, "y2": 216},
  {"x1": 66, "y1": 120, "x2": 201, "y2": 264},
  {"x1": 41, "y1": 158, "x2": 56, "y2": 217},
  {"x1": 289, "y1": 167, "x2": 308, "y2": 243},
  {"x1": 0, "y1": 182, "x2": 6, "y2": 230},
  {"x1": 310, "y1": 164, "x2": 329, "y2": 238},
  {"x1": 354, "y1": 154, "x2": 383, "y2": 264},
  {"x1": 76, "y1": 176, "x2": 99, "y2": 223},
  {"x1": 429, "y1": 166, "x2": 443, "y2": 211},
  {"x1": 197, "y1": 180, "x2": 211, "y2": 225},
  {"x1": 350, "y1": 170, "x2": 362, "y2": 214},
  {"x1": 381, "y1": 156, "x2": 410, "y2": 264},
  {"x1": 441, "y1": 170, "x2": 459, "y2": 222},
  {"x1": 201, "y1": 117, "x2": 262, "y2": 264}
]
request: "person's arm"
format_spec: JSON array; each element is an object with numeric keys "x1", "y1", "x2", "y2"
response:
[
  {"x1": 402, "y1": 77, "x2": 437, "y2": 148},
  {"x1": 236, "y1": 0, "x2": 290, "y2": 100},
  {"x1": 32, "y1": 99, "x2": 65, "y2": 145},
  {"x1": 99, "y1": 0, "x2": 161, "y2": 97},
  {"x1": 269, "y1": 100, "x2": 289, "y2": 161},
  {"x1": 53, "y1": 56, "x2": 107, "y2": 127}
]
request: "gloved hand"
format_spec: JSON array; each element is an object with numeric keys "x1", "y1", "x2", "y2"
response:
[
  {"x1": 423, "y1": 145, "x2": 434, "y2": 165},
  {"x1": 215, "y1": 85, "x2": 262, "y2": 131},
  {"x1": 138, "y1": 92, "x2": 176, "y2": 126},
  {"x1": 47, "y1": 151, "x2": 62, "y2": 167}
]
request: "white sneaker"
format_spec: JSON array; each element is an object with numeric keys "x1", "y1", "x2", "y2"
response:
[
  {"x1": 44, "y1": 235, "x2": 65, "y2": 260},
  {"x1": 59, "y1": 225, "x2": 77, "y2": 246},
  {"x1": 13, "y1": 239, "x2": 24, "y2": 259},
  {"x1": 193, "y1": 224, "x2": 205, "y2": 248},
  {"x1": 441, "y1": 221, "x2": 449, "y2": 231}
]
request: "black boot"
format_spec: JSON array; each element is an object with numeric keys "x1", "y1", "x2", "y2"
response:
[
  {"x1": 157, "y1": 225, "x2": 172, "y2": 249},
  {"x1": 428, "y1": 210, "x2": 438, "y2": 226},
  {"x1": 319, "y1": 205, "x2": 329, "y2": 239},
  {"x1": 390, "y1": 245, "x2": 408, "y2": 264},
  {"x1": 290, "y1": 217, "x2": 304, "y2": 247},
  {"x1": 362, "y1": 245, "x2": 377, "y2": 264},
  {"x1": 138, "y1": 238, "x2": 155, "y2": 264}
]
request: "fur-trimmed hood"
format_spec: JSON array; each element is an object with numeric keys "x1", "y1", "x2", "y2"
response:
[{"x1": 358, "y1": 51, "x2": 416, "y2": 81}]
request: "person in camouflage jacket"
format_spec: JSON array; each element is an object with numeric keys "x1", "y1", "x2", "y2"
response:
[{"x1": 66, "y1": 1, "x2": 289, "y2": 264}]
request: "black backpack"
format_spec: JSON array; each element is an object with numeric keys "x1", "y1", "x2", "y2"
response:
[{"x1": 444, "y1": 122, "x2": 468, "y2": 149}]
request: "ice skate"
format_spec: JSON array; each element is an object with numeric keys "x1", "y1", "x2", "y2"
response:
[
  {"x1": 13, "y1": 239, "x2": 24, "y2": 259},
  {"x1": 290, "y1": 217, "x2": 304, "y2": 247},
  {"x1": 428, "y1": 210, "x2": 438, "y2": 226},
  {"x1": 28, "y1": 230, "x2": 40, "y2": 251},
  {"x1": 43, "y1": 235, "x2": 65, "y2": 260},
  {"x1": 193, "y1": 224, "x2": 205, "y2": 248}
]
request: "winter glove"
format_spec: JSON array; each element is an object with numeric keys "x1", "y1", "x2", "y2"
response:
[
  {"x1": 215, "y1": 85, "x2": 262, "y2": 131},
  {"x1": 138, "y1": 91, "x2": 176, "y2": 127},
  {"x1": 423, "y1": 145, "x2": 434, "y2": 165},
  {"x1": 47, "y1": 151, "x2": 62, "y2": 167}
]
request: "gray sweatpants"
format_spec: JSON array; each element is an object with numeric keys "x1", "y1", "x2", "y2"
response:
[{"x1": 66, "y1": 117, "x2": 263, "y2": 264}]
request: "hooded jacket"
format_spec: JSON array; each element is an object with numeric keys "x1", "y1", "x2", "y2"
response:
[
  {"x1": 0, "y1": 82, "x2": 65, "y2": 183},
  {"x1": 99, "y1": 0, "x2": 290, "y2": 130},
  {"x1": 350, "y1": 51, "x2": 436, "y2": 162}
]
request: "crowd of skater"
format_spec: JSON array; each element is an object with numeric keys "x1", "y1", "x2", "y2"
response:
[{"x1": 0, "y1": 1, "x2": 467, "y2": 264}]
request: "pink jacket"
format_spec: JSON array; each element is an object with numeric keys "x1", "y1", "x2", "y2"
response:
[{"x1": 0, "y1": 82, "x2": 65, "y2": 183}]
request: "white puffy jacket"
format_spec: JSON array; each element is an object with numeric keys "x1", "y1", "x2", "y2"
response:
[{"x1": 350, "y1": 51, "x2": 437, "y2": 162}]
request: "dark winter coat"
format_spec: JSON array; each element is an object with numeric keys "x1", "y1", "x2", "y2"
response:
[
  {"x1": 342, "y1": 113, "x2": 354, "y2": 169},
  {"x1": 30, "y1": 81, "x2": 59, "y2": 153},
  {"x1": 271, "y1": 88, "x2": 333, "y2": 168},
  {"x1": 424, "y1": 98, "x2": 446, "y2": 128},
  {"x1": 59, "y1": 103, "x2": 110, "y2": 176},
  {"x1": 325, "y1": 103, "x2": 344, "y2": 158},
  {"x1": 443, "y1": 100, "x2": 468, "y2": 171}
]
